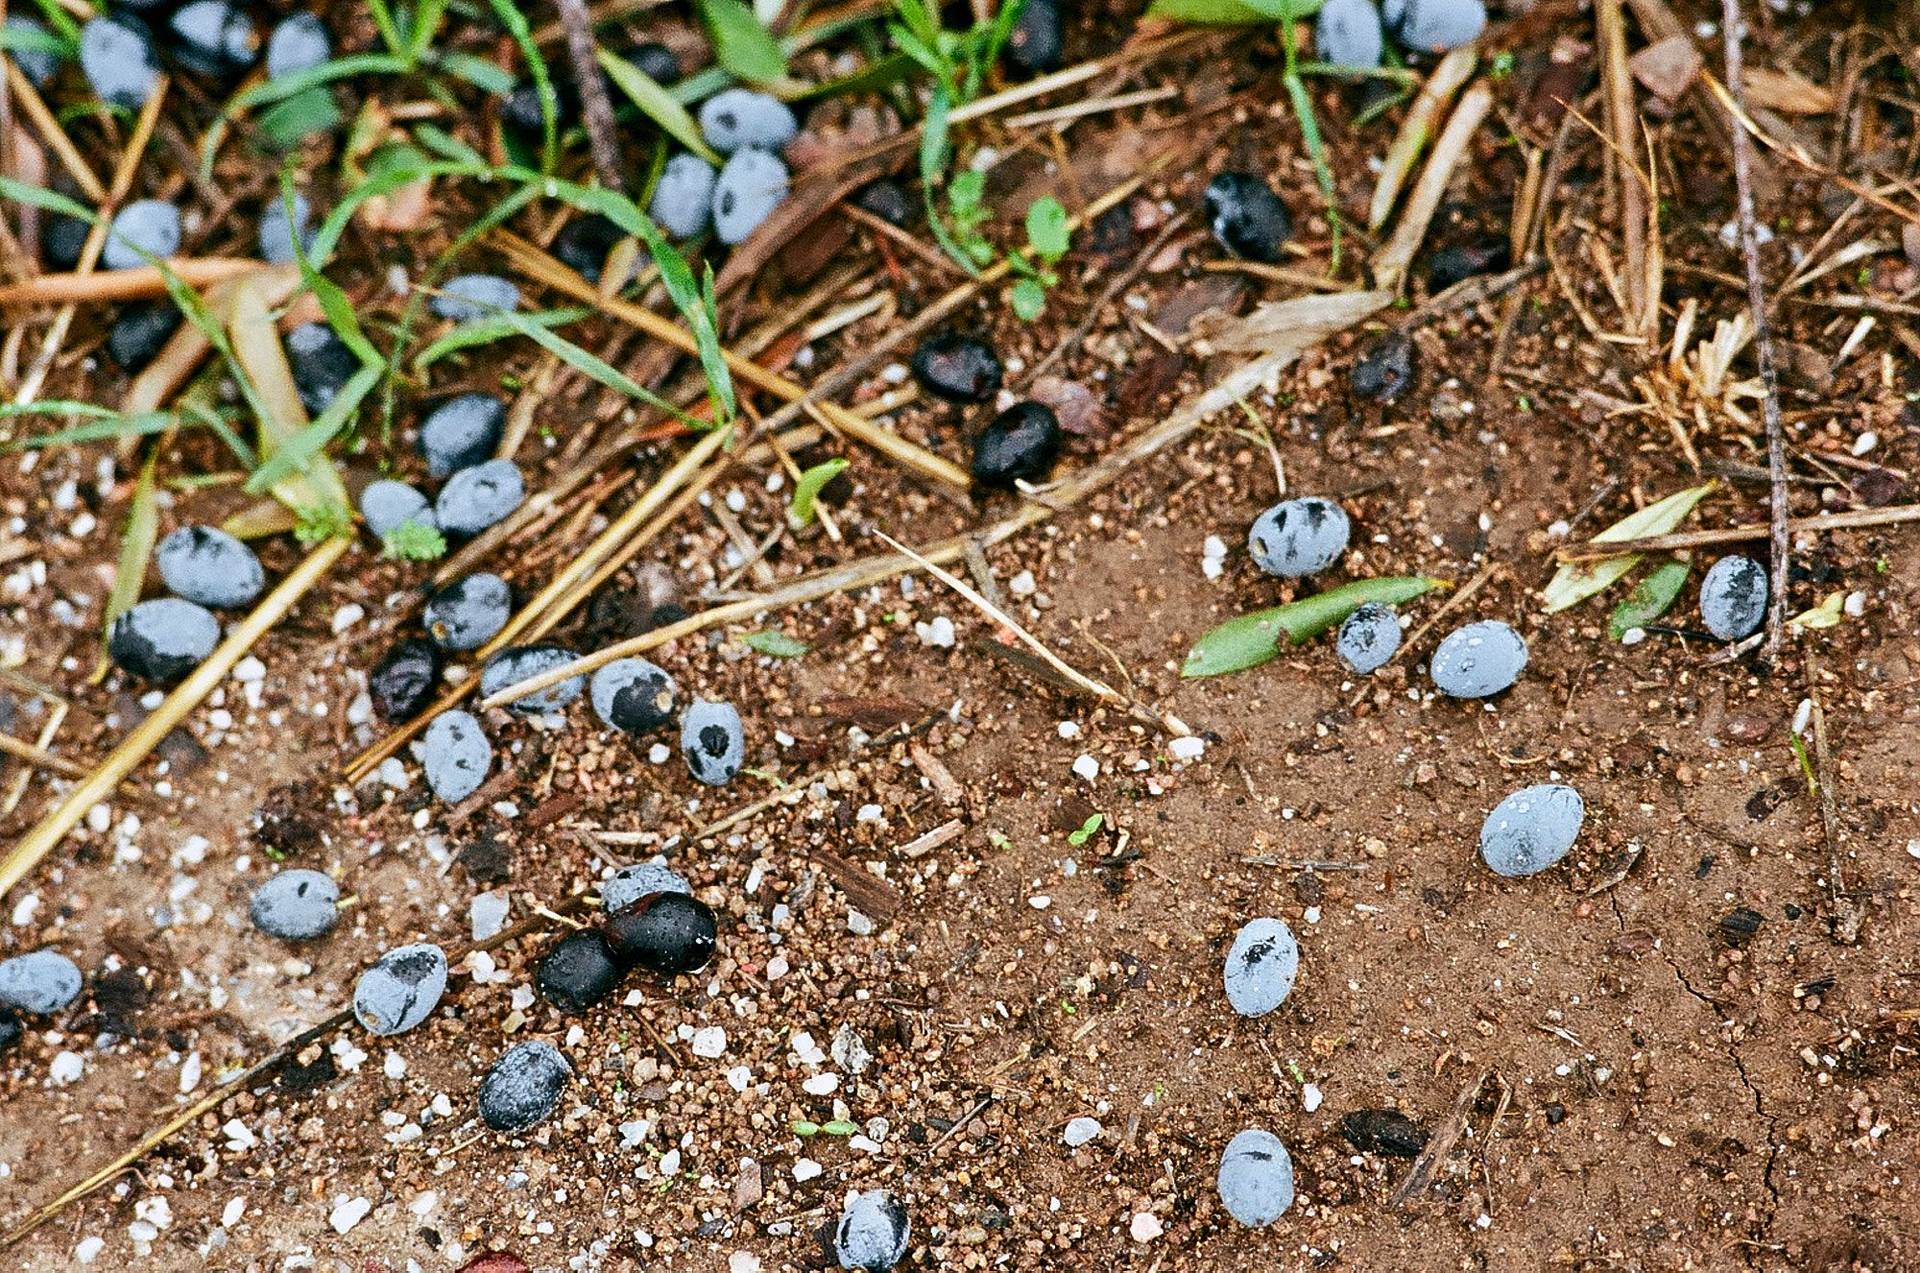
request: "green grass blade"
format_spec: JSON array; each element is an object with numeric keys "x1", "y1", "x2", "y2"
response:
[
  {"x1": 0, "y1": 406, "x2": 175, "y2": 452},
  {"x1": 740, "y1": 630, "x2": 810, "y2": 657},
  {"x1": 245, "y1": 363, "x2": 380, "y2": 495},
  {"x1": 0, "y1": 175, "x2": 95, "y2": 221},
  {"x1": 414, "y1": 305, "x2": 592, "y2": 370},
  {"x1": 27, "y1": 0, "x2": 81, "y2": 47},
  {"x1": 464, "y1": 299, "x2": 703, "y2": 428},
  {"x1": 101, "y1": 450, "x2": 159, "y2": 655},
  {"x1": 697, "y1": 0, "x2": 789, "y2": 84},
  {"x1": 231, "y1": 53, "x2": 409, "y2": 111},
  {"x1": 431, "y1": 50, "x2": 517, "y2": 96},
  {"x1": 256, "y1": 87, "x2": 342, "y2": 151},
  {"x1": 600, "y1": 48, "x2": 721, "y2": 164},
  {"x1": 1183, "y1": 576, "x2": 1443, "y2": 678},
  {"x1": 786, "y1": 457, "x2": 846, "y2": 526},
  {"x1": 482, "y1": 0, "x2": 557, "y2": 173},
  {"x1": 407, "y1": 0, "x2": 451, "y2": 65}
]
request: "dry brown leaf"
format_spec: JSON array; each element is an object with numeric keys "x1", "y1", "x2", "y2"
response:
[{"x1": 1741, "y1": 66, "x2": 1835, "y2": 115}]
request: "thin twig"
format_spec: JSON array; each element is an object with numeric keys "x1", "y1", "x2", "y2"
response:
[
  {"x1": 555, "y1": 0, "x2": 624, "y2": 191},
  {"x1": 1552, "y1": 502, "x2": 1920, "y2": 561},
  {"x1": 0, "y1": 730, "x2": 88, "y2": 779},
  {"x1": 1719, "y1": 0, "x2": 1790, "y2": 660}
]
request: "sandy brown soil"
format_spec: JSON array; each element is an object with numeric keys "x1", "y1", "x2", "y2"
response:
[{"x1": 4, "y1": 3, "x2": 1920, "y2": 1271}]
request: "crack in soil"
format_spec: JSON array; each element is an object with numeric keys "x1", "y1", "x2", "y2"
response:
[{"x1": 1609, "y1": 893, "x2": 1784, "y2": 1259}]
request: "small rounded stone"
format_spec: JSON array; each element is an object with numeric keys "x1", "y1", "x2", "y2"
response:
[
  {"x1": 265, "y1": 12, "x2": 330, "y2": 80},
  {"x1": 431, "y1": 273, "x2": 521, "y2": 322},
  {"x1": 1223, "y1": 917, "x2": 1299, "y2": 1018},
  {"x1": 1317, "y1": 0, "x2": 1385, "y2": 68},
  {"x1": 589, "y1": 657, "x2": 679, "y2": 736},
  {"x1": 287, "y1": 322, "x2": 356, "y2": 416},
  {"x1": 424, "y1": 573, "x2": 511, "y2": 651},
  {"x1": 1480, "y1": 783, "x2": 1585, "y2": 878},
  {"x1": 1336, "y1": 602, "x2": 1401, "y2": 674},
  {"x1": 249, "y1": 869, "x2": 340, "y2": 940},
  {"x1": 0, "y1": 949, "x2": 83, "y2": 1015},
  {"x1": 600, "y1": 860, "x2": 692, "y2": 914},
  {"x1": 106, "y1": 302, "x2": 181, "y2": 372},
  {"x1": 480, "y1": 644, "x2": 584, "y2": 715},
  {"x1": 535, "y1": 930, "x2": 622, "y2": 1012},
  {"x1": 360, "y1": 479, "x2": 436, "y2": 539},
  {"x1": 698, "y1": 88, "x2": 798, "y2": 154},
  {"x1": 680, "y1": 698, "x2": 745, "y2": 786},
  {"x1": 478, "y1": 1041, "x2": 571, "y2": 1132},
  {"x1": 605, "y1": 892, "x2": 717, "y2": 975},
  {"x1": 971, "y1": 402, "x2": 1063, "y2": 490},
  {"x1": 422, "y1": 709, "x2": 492, "y2": 803},
  {"x1": 834, "y1": 1189, "x2": 910, "y2": 1272},
  {"x1": 418, "y1": 393, "x2": 506, "y2": 477},
  {"x1": 852, "y1": 179, "x2": 912, "y2": 226},
  {"x1": 712, "y1": 148, "x2": 789, "y2": 245},
  {"x1": 436, "y1": 460, "x2": 524, "y2": 538},
  {"x1": 168, "y1": 1, "x2": 257, "y2": 78},
  {"x1": 369, "y1": 637, "x2": 441, "y2": 721},
  {"x1": 102, "y1": 199, "x2": 181, "y2": 270},
  {"x1": 352, "y1": 943, "x2": 448, "y2": 1036},
  {"x1": 0, "y1": 1010, "x2": 21, "y2": 1052},
  {"x1": 155, "y1": 525, "x2": 265, "y2": 608},
  {"x1": 258, "y1": 192, "x2": 313, "y2": 264},
  {"x1": 1394, "y1": 0, "x2": 1486, "y2": 52},
  {"x1": 1429, "y1": 619, "x2": 1528, "y2": 698},
  {"x1": 6, "y1": 16, "x2": 62, "y2": 89},
  {"x1": 910, "y1": 333, "x2": 1002, "y2": 404},
  {"x1": 109, "y1": 598, "x2": 220, "y2": 682},
  {"x1": 1700, "y1": 555, "x2": 1767, "y2": 642},
  {"x1": 1248, "y1": 496, "x2": 1350, "y2": 578},
  {"x1": 1217, "y1": 1128, "x2": 1296, "y2": 1227},
  {"x1": 1204, "y1": 172, "x2": 1292, "y2": 264},
  {"x1": 80, "y1": 15, "x2": 161, "y2": 109},
  {"x1": 650, "y1": 153, "x2": 718, "y2": 239}
]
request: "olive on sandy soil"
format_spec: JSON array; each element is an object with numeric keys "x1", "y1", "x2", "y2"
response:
[
  {"x1": 478, "y1": 1041, "x2": 571, "y2": 1132},
  {"x1": 265, "y1": 12, "x2": 329, "y2": 80},
  {"x1": 650, "y1": 153, "x2": 718, "y2": 239},
  {"x1": 1388, "y1": 0, "x2": 1486, "y2": 52},
  {"x1": 352, "y1": 943, "x2": 447, "y2": 1036},
  {"x1": 424, "y1": 573, "x2": 511, "y2": 651},
  {"x1": 480, "y1": 643, "x2": 585, "y2": 714},
  {"x1": 0, "y1": 1009, "x2": 21, "y2": 1052},
  {"x1": 852, "y1": 179, "x2": 912, "y2": 226},
  {"x1": 1337, "y1": 602, "x2": 1400, "y2": 674},
  {"x1": 590, "y1": 657, "x2": 678, "y2": 736},
  {"x1": 1006, "y1": 0, "x2": 1063, "y2": 74},
  {"x1": 6, "y1": 16, "x2": 62, "y2": 88},
  {"x1": 712, "y1": 148, "x2": 789, "y2": 245},
  {"x1": 102, "y1": 199, "x2": 180, "y2": 270},
  {"x1": 833, "y1": 1190, "x2": 911, "y2": 1272},
  {"x1": 0, "y1": 949, "x2": 83, "y2": 1015},
  {"x1": 1223, "y1": 917, "x2": 1299, "y2": 1018},
  {"x1": 418, "y1": 392, "x2": 505, "y2": 477},
  {"x1": 552, "y1": 213, "x2": 628, "y2": 283},
  {"x1": 1429, "y1": 619, "x2": 1528, "y2": 698},
  {"x1": 680, "y1": 698, "x2": 745, "y2": 786},
  {"x1": 106, "y1": 302, "x2": 181, "y2": 372},
  {"x1": 698, "y1": 87, "x2": 798, "y2": 154},
  {"x1": 1340, "y1": 1108, "x2": 1429, "y2": 1158},
  {"x1": 1428, "y1": 240, "x2": 1509, "y2": 291},
  {"x1": 156, "y1": 525, "x2": 264, "y2": 609},
  {"x1": 359, "y1": 478, "x2": 436, "y2": 539},
  {"x1": 1248, "y1": 496, "x2": 1350, "y2": 578},
  {"x1": 110, "y1": 598, "x2": 220, "y2": 682},
  {"x1": 1480, "y1": 783, "x2": 1584, "y2": 878},
  {"x1": 435, "y1": 459, "x2": 524, "y2": 537},
  {"x1": 600, "y1": 860, "x2": 691, "y2": 913},
  {"x1": 431, "y1": 273, "x2": 520, "y2": 321},
  {"x1": 1204, "y1": 172, "x2": 1292, "y2": 264},
  {"x1": 1216, "y1": 1128, "x2": 1296, "y2": 1227},
  {"x1": 42, "y1": 212, "x2": 90, "y2": 271},
  {"x1": 169, "y1": 1, "x2": 258, "y2": 77},
  {"x1": 369, "y1": 637, "x2": 441, "y2": 721},
  {"x1": 971, "y1": 402, "x2": 1063, "y2": 490},
  {"x1": 535, "y1": 930, "x2": 622, "y2": 1012},
  {"x1": 1317, "y1": 0, "x2": 1385, "y2": 68},
  {"x1": 81, "y1": 14, "x2": 161, "y2": 108},
  {"x1": 287, "y1": 322, "x2": 356, "y2": 415},
  {"x1": 422, "y1": 709, "x2": 492, "y2": 802},
  {"x1": 258, "y1": 192, "x2": 312, "y2": 264},
  {"x1": 1700, "y1": 555, "x2": 1767, "y2": 641},
  {"x1": 910, "y1": 333, "x2": 1002, "y2": 403},
  {"x1": 1351, "y1": 329, "x2": 1416, "y2": 401},
  {"x1": 605, "y1": 892, "x2": 716, "y2": 975},
  {"x1": 249, "y1": 869, "x2": 340, "y2": 941}
]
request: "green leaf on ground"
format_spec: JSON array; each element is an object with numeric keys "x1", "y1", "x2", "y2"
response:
[
  {"x1": 1009, "y1": 277, "x2": 1047, "y2": 321},
  {"x1": 740, "y1": 630, "x2": 810, "y2": 658},
  {"x1": 414, "y1": 305, "x2": 591, "y2": 370},
  {"x1": 256, "y1": 87, "x2": 342, "y2": 150},
  {"x1": 1067, "y1": 814, "x2": 1104, "y2": 846},
  {"x1": 1147, "y1": 0, "x2": 1321, "y2": 22},
  {"x1": 1182, "y1": 576, "x2": 1444, "y2": 678},
  {"x1": 1609, "y1": 557, "x2": 1689, "y2": 639},
  {"x1": 697, "y1": 0, "x2": 788, "y2": 83},
  {"x1": 1541, "y1": 483, "x2": 1714, "y2": 614},
  {"x1": 1788, "y1": 591, "x2": 1845, "y2": 631},
  {"x1": 1026, "y1": 196, "x2": 1069, "y2": 261},
  {"x1": 787, "y1": 458, "x2": 847, "y2": 526}
]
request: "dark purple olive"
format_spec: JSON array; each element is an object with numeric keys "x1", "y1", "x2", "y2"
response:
[
  {"x1": 1350, "y1": 329, "x2": 1415, "y2": 402},
  {"x1": 286, "y1": 322, "x2": 357, "y2": 416},
  {"x1": 625, "y1": 41, "x2": 680, "y2": 84},
  {"x1": 1204, "y1": 172, "x2": 1292, "y2": 264},
  {"x1": 1427, "y1": 239, "x2": 1510, "y2": 291},
  {"x1": 534, "y1": 930, "x2": 622, "y2": 1012},
  {"x1": 910, "y1": 332, "x2": 1002, "y2": 404},
  {"x1": 1006, "y1": 0, "x2": 1063, "y2": 74},
  {"x1": 0, "y1": 1008, "x2": 21, "y2": 1053},
  {"x1": 369, "y1": 637, "x2": 441, "y2": 721},
  {"x1": 552, "y1": 213, "x2": 627, "y2": 283},
  {"x1": 970, "y1": 401, "x2": 1062, "y2": 490},
  {"x1": 605, "y1": 892, "x2": 716, "y2": 976},
  {"x1": 106, "y1": 302, "x2": 181, "y2": 371},
  {"x1": 41, "y1": 212, "x2": 91, "y2": 271},
  {"x1": 852, "y1": 179, "x2": 912, "y2": 227},
  {"x1": 1339, "y1": 1109, "x2": 1429, "y2": 1158}
]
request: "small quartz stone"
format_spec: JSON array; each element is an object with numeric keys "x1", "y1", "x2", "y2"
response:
[
  {"x1": 109, "y1": 598, "x2": 220, "y2": 682},
  {"x1": 1429, "y1": 619, "x2": 1528, "y2": 698},
  {"x1": 698, "y1": 88, "x2": 798, "y2": 154},
  {"x1": 435, "y1": 459, "x2": 524, "y2": 537},
  {"x1": 80, "y1": 15, "x2": 161, "y2": 109},
  {"x1": 359, "y1": 479, "x2": 436, "y2": 539},
  {"x1": 424, "y1": 573, "x2": 512, "y2": 652},
  {"x1": 601, "y1": 861, "x2": 692, "y2": 913},
  {"x1": 711, "y1": 148, "x2": 789, "y2": 245},
  {"x1": 0, "y1": 950, "x2": 83, "y2": 1015},
  {"x1": 155, "y1": 525, "x2": 264, "y2": 609},
  {"x1": 102, "y1": 199, "x2": 180, "y2": 270},
  {"x1": 418, "y1": 393, "x2": 505, "y2": 477},
  {"x1": 650, "y1": 153, "x2": 718, "y2": 240},
  {"x1": 265, "y1": 12, "x2": 330, "y2": 80},
  {"x1": 1216, "y1": 1128, "x2": 1296, "y2": 1227}
]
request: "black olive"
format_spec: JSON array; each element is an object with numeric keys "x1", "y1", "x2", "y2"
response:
[
  {"x1": 970, "y1": 401, "x2": 1062, "y2": 490},
  {"x1": 605, "y1": 892, "x2": 717, "y2": 976}
]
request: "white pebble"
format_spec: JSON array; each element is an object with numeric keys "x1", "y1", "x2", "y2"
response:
[
  {"x1": 328, "y1": 1196, "x2": 372, "y2": 1234},
  {"x1": 793, "y1": 1158, "x2": 823, "y2": 1182},
  {"x1": 1169, "y1": 735, "x2": 1206, "y2": 761},
  {"x1": 690, "y1": 1026, "x2": 728, "y2": 1058},
  {"x1": 1129, "y1": 1211, "x2": 1163, "y2": 1243},
  {"x1": 1071, "y1": 754, "x2": 1099, "y2": 781},
  {"x1": 1063, "y1": 1116, "x2": 1102, "y2": 1147},
  {"x1": 50, "y1": 1050, "x2": 85, "y2": 1084}
]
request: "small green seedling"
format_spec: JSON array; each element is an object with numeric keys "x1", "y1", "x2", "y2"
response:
[
  {"x1": 381, "y1": 520, "x2": 448, "y2": 562},
  {"x1": 1067, "y1": 813, "x2": 1104, "y2": 846},
  {"x1": 1008, "y1": 196, "x2": 1070, "y2": 321}
]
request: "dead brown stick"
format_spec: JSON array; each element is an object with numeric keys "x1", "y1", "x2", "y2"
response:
[
  {"x1": 0, "y1": 729, "x2": 88, "y2": 779},
  {"x1": 1554, "y1": 503, "x2": 1920, "y2": 561},
  {"x1": 1804, "y1": 652, "x2": 1861, "y2": 945},
  {"x1": 4, "y1": 61, "x2": 106, "y2": 203},
  {"x1": 1718, "y1": 0, "x2": 1790, "y2": 661},
  {"x1": 1390, "y1": 1067, "x2": 1492, "y2": 1209},
  {"x1": 0, "y1": 257, "x2": 266, "y2": 307},
  {"x1": 554, "y1": 0, "x2": 624, "y2": 191},
  {"x1": 1596, "y1": 0, "x2": 1649, "y2": 328}
]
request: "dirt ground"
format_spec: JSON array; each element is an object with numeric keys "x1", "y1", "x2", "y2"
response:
[{"x1": 4, "y1": 2, "x2": 1920, "y2": 1271}]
